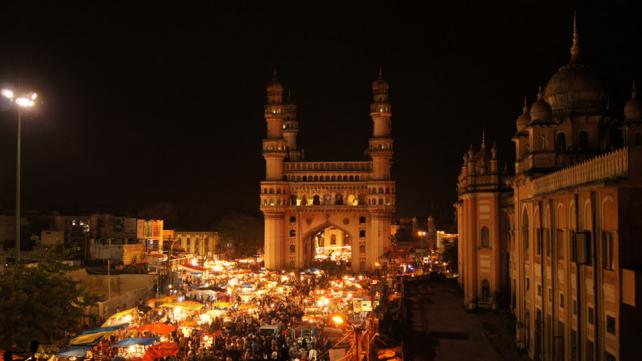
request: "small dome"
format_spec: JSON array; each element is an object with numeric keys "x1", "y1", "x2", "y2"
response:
[
  {"x1": 516, "y1": 97, "x2": 531, "y2": 131},
  {"x1": 372, "y1": 67, "x2": 389, "y2": 90},
  {"x1": 542, "y1": 15, "x2": 608, "y2": 116},
  {"x1": 624, "y1": 81, "x2": 641, "y2": 121},
  {"x1": 530, "y1": 87, "x2": 552, "y2": 121}
]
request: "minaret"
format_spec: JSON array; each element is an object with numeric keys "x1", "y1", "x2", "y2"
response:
[
  {"x1": 366, "y1": 68, "x2": 395, "y2": 271},
  {"x1": 283, "y1": 89, "x2": 301, "y2": 161},
  {"x1": 261, "y1": 71, "x2": 289, "y2": 270},
  {"x1": 369, "y1": 67, "x2": 393, "y2": 180}
]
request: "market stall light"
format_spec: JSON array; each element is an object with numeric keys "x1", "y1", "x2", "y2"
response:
[{"x1": 331, "y1": 315, "x2": 345, "y2": 326}]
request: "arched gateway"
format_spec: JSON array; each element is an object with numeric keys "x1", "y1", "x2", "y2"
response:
[{"x1": 260, "y1": 70, "x2": 396, "y2": 272}]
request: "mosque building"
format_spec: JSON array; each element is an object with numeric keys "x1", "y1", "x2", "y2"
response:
[{"x1": 456, "y1": 15, "x2": 642, "y2": 361}]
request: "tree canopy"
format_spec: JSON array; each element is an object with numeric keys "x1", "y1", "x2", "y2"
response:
[{"x1": 0, "y1": 247, "x2": 98, "y2": 350}]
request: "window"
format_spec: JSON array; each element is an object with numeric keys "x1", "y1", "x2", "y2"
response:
[
  {"x1": 289, "y1": 229, "x2": 295, "y2": 237},
  {"x1": 289, "y1": 245, "x2": 295, "y2": 253},
  {"x1": 359, "y1": 229, "x2": 366, "y2": 238},
  {"x1": 556, "y1": 132, "x2": 567, "y2": 152},
  {"x1": 359, "y1": 245, "x2": 365, "y2": 253},
  {"x1": 560, "y1": 294, "x2": 565, "y2": 308},
  {"x1": 602, "y1": 231, "x2": 614, "y2": 271},
  {"x1": 570, "y1": 231, "x2": 577, "y2": 262},
  {"x1": 290, "y1": 216, "x2": 296, "y2": 223},
  {"x1": 573, "y1": 300, "x2": 577, "y2": 315},
  {"x1": 606, "y1": 315, "x2": 616, "y2": 335},
  {"x1": 536, "y1": 228, "x2": 543, "y2": 256},
  {"x1": 588, "y1": 307, "x2": 594, "y2": 325},
  {"x1": 313, "y1": 195, "x2": 321, "y2": 205},
  {"x1": 330, "y1": 234, "x2": 337, "y2": 245},
  {"x1": 586, "y1": 341, "x2": 594, "y2": 361},
  {"x1": 537, "y1": 284, "x2": 542, "y2": 297},
  {"x1": 481, "y1": 279, "x2": 490, "y2": 302},
  {"x1": 526, "y1": 278, "x2": 530, "y2": 291},
  {"x1": 480, "y1": 227, "x2": 490, "y2": 248},
  {"x1": 359, "y1": 216, "x2": 366, "y2": 224}
]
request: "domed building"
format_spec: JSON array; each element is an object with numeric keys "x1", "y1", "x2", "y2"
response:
[{"x1": 456, "y1": 14, "x2": 642, "y2": 361}]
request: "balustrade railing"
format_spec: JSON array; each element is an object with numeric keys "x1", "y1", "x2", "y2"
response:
[{"x1": 533, "y1": 148, "x2": 629, "y2": 195}]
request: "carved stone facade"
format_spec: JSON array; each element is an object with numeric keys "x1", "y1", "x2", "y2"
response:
[
  {"x1": 457, "y1": 15, "x2": 642, "y2": 361},
  {"x1": 260, "y1": 70, "x2": 395, "y2": 272}
]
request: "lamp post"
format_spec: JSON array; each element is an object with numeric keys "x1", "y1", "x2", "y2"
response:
[
  {"x1": 2, "y1": 89, "x2": 37, "y2": 263},
  {"x1": 331, "y1": 315, "x2": 362, "y2": 361}
]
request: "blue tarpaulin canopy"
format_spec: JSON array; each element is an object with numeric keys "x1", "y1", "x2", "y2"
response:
[
  {"x1": 57, "y1": 346, "x2": 91, "y2": 358},
  {"x1": 80, "y1": 323, "x2": 129, "y2": 335},
  {"x1": 112, "y1": 337, "x2": 159, "y2": 348}
]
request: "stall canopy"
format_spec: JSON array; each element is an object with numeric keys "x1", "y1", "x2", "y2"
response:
[
  {"x1": 142, "y1": 342, "x2": 178, "y2": 361},
  {"x1": 102, "y1": 307, "x2": 138, "y2": 327},
  {"x1": 159, "y1": 301, "x2": 204, "y2": 310},
  {"x1": 132, "y1": 323, "x2": 177, "y2": 336},
  {"x1": 112, "y1": 337, "x2": 159, "y2": 348},
  {"x1": 80, "y1": 323, "x2": 129, "y2": 335},
  {"x1": 179, "y1": 264, "x2": 207, "y2": 273},
  {"x1": 69, "y1": 332, "x2": 109, "y2": 346},
  {"x1": 56, "y1": 346, "x2": 92, "y2": 358}
]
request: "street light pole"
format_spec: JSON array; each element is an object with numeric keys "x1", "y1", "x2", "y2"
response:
[{"x1": 15, "y1": 110, "x2": 21, "y2": 263}]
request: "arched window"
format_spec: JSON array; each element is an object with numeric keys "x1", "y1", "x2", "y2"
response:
[
  {"x1": 579, "y1": 131, "x2": 589, "y2": 151},
  {"x1": 335, "y1": 194, "x2": 344, "y2": 205},
  {"x1": 330, "y1": 234, "x2": 337, "y2": 245},
  {"x1": 313, "y1": 195, "x2": 321, "y2": 205},
  {"x1": 540, "y1": 135, "x2": 548, "y2": 151},
  {"x1": 289, "y1": 216, "x2": 296, "y2": 223},
  {"x1": 481, "y1": 226, "x2": 490, "y2": 248},
  {"x1": 378, "y1": 187, "x2": 384, "y2": 194},
  {"x1": 289, "y1": 229, "x2": 295, "y2": 237},
  {"x1": 359, "y1": 216, "x2": 366, "y2": 224},
  {"x1": 378, "y1": 198, "x2": 384, "y2": 205},
  {"x1": 349, "y1": 175, "x2": 354, "y2": 181},
  {"x1": 359, "y1": 229, "x2": 366, "y2": 238},
  {"x1": 556, "y1": 133, "x2": 567, "y2": 152},
  {"x1": 303, "y1": 176, "x2": 307, "y2": 181}
]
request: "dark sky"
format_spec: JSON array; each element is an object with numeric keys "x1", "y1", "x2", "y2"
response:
[{"x1": 0, "y1": 2, "x2": 640, "y2": 229}]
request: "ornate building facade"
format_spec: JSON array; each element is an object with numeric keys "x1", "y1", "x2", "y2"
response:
[
  {"x1": 456, "y1": 16, "x2": 642, "y2": 361},
  {"x1": 260, "y1": 70, "x2": 395, "y2": 272}
]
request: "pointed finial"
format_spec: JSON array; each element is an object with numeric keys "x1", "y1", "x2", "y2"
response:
[
  {"x1": 272, "y1": 68, "x2": 278, "y2": 80},
  {"x1": 481, "y1": 130, "x2": 486, "y2": 149},
  {"x1": 632, "y1": 80, "x2": 638, "y2": 100},
  {"x1": 570, "y1": 11, "x2": 581, "y2": 63},
  {"x1": 537, "y1": 85, "x2": 543, "y2": 100},
  {"x1": 378, "y1": 66, "x2": 383, "y2": 77},
  {"x1": 522, "y1": 96, "x2": 529, "y2": 114}
]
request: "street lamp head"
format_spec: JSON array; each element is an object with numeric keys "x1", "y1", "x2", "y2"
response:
[
  {"x1": 331, "y1": 315, "x2": 345, "y2": 326},
  {"x1": 15, "y1": 97, "x2": 35, "y2": 108},
  {"x1": 1, "y1": 89, "x2": 14, "y2": 99}
]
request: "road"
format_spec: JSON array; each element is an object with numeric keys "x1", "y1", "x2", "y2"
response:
[{"x1": 401, "y1": 277, "x2": 526, "y2": 361}]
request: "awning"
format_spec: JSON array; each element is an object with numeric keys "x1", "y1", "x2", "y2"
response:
[
  {"x1": 56, "y1": 346, "x2": 91, "y2": 358},
  {"x1": 159, "y1": 301, "x2": 204, "y2": 310},
  {"x1": 112, "y1": 337, "x2": 159, "y2": 348},
  {"x1": 142, "y1": 342, "x2": 178, "y2": 361},
  {"x1": 179, "y1": 264, "x2": 207, "y2": 272},
  {"x1": 69, "y1": 332, "x2": 108, "y2": 346},
  {"x1": 80, "y1": 323, "x2": 129, "y2": 335},
  {"x1": 102, "y1": 307, "x2": 138, "y2": 327},
  {"x1": 132, "y1": 323, "x2": 177, "y2": 336}
]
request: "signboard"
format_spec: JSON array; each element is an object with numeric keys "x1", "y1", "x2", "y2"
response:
[{"x1": 353, "y1": 299, "x2": 372, "y2": 312}]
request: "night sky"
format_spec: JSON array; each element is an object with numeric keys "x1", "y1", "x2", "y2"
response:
[{"x1": 0, "y1": 2, "x2": 641, "y2": 229}]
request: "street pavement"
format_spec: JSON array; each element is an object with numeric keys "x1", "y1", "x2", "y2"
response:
[{"x1": 401, "y1": 277, "x2": 527, "y2": 361}]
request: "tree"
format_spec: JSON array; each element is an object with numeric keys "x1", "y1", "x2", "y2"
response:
[
  {"x1": 214, "y1": 213, "x2": 263, "y2": 257},
  {"x1": 0, "y1": 247, "x2": 98, "y2": 350}
]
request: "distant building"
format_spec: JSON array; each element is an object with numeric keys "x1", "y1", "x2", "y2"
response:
[
  {"x1": 172, "y1": 230, "x2": 219, "y2": 257},
  {"x1": 456, "y1": 15, "x2": 642, "y2": 361}
]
